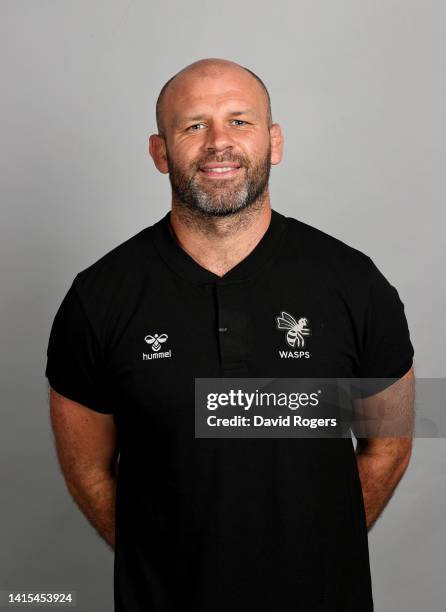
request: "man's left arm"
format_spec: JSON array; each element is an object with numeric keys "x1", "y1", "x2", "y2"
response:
[{"x1": 354, "y1": 366, "x2": 415, "y2": 531}]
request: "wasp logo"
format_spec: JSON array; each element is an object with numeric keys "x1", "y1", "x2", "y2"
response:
[
  {"x1": 144, "y1": 333, "x2": 168, "y2": 352},
  {"x1": 276, "y1": 311, "x2": 311, "y2": 348}
]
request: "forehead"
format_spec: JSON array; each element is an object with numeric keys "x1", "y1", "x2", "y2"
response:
[{"x1": 165, "y1": 70, "x2": 266, "y2": 125}]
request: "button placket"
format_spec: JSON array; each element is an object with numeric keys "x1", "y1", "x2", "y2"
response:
[{"x1": 215, "y1": 283, "x2": 249, "y2": 376}]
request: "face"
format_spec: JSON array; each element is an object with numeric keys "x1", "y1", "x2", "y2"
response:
[{"x1": 150, "y1": 67, "x2": 283, "y2": 217}]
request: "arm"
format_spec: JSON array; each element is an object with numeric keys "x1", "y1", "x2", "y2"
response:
[
  {"x1": 49, "y1": 386, "x2": 119, "y2": 550},
  {"x1": 353, "y1": 366, "x2": 415, "y2": 531}
]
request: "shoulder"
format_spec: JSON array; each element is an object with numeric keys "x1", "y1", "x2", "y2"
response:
[
  {"x1": 70, "y1": 221, "x2": 162, "y2": 332},
  {"x1": 282, "y1": 214, "x2": 378, "y2": 286},
  {"x1": 74, "y1": 223, "x2": 159, "y2": 295}
]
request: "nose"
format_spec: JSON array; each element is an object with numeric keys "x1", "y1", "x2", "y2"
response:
[{"x1": 204, "y1": 122, "x2": 234, "y2": 153}]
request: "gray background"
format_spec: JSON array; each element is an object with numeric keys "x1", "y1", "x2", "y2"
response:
[{"x1": 1, "y1": 0, "x2": 445, "y2": 610}]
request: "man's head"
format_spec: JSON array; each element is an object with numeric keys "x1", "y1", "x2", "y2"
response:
[{"x1": 149, "y1": 58, "x2": 283, "y2": 217}]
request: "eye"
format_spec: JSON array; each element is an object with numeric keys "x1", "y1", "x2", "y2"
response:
[
  {"x1": 186, "y1": 119, "x2": 249, "y2": 132},
  {"x1": 187, "y1": 123, "x2": 205, "y2": 131}
]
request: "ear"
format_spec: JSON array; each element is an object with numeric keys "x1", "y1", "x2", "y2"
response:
[
  {"x1": 149, "y1": 134, "x2": 169, "y2": 174},
  {"x1": 269, "y1": 123, "x2": 284, "y2": 166}
]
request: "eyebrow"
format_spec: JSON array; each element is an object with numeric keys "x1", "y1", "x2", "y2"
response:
[{"x1": 176, "y1": 109, "x2": 256, "y2": 126}]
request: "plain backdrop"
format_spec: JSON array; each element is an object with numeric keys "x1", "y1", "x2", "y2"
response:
[{"x1": 1, "y1": 1, "x2": 445, "y2": 610}]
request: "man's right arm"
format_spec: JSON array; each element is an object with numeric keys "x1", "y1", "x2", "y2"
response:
[{"x1": 48, "y1": 387, "x2": 119, "y2": 551}]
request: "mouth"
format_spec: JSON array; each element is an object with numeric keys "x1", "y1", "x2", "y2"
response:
[{"x1": 199, "y1": 163, "x2": 242, "y2": 179}]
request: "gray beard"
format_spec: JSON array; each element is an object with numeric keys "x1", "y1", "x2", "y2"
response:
[{"x1": 166, "y1": 151, "x2": 271, "y2": 218}]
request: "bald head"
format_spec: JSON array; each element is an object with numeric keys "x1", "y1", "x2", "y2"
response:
[{"x1": 155, "y1": 58, "x2": 272, "y2": 139}]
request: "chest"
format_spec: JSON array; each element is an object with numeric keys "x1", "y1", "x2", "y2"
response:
[{"x1": 106, "y1": 272, "x2": 362, "y2": 427}]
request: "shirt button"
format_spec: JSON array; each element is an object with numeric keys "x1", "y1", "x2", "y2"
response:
[{"x1": 218, "y1": 327, "x2": 228, "y2": 333}]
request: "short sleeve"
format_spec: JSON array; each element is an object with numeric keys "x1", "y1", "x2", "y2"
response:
[
  {"x1": 45, "y1": 278, "x2": 114, "y2": 414},
  {"x1": 357, "y1": 260, "x2": 414, "y2": 396}
]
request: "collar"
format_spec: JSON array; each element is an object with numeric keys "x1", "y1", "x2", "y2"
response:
[{"x1": 152, "y1": 208, "x2": 287, "y2": 285}]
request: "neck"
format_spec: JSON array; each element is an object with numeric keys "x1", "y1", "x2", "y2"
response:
[{"x1": 168, "y1": 193, "x2": 273, "y2": 277}]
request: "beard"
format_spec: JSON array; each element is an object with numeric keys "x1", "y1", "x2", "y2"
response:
[{"x1": 166, "y1": 143, "x2": 271, "y2": 217}]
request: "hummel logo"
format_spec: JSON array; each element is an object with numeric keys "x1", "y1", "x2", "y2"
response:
[
  {"x1": 143, "y1": 333, "x2": 172, "y2": 360},
  {"x1": 144, "y1": 333, "x2": 168, "y2": 352}
]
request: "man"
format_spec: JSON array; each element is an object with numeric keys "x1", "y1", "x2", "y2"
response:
[{"x1": 45, "y1": 58, "x2": 415, "y2": 611}]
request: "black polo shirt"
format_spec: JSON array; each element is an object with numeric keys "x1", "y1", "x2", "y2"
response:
[{"x1": 45, "y1": 208, "x2": 414, "y2": 611}]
